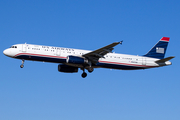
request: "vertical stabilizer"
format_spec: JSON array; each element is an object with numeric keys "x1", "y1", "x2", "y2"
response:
[{"x1": 144, "y1": 37, "x2": 170, "y2": 59}]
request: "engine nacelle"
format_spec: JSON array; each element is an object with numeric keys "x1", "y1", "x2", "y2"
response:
[
  {"x1": 66, "y1": 55, "x2": 88, "y2": 64},
  {"x1": 58, "y1": 64, "x2": 78, "y2": 73}
]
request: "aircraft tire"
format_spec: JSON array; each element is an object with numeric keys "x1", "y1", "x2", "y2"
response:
[
  {"x1": 20, "y1": 64, "x2": 24, "y2": 68},
  {"x1": 82, "y1": 72, "x2": 87, "y2": 78},
  {"x1": 88, "y1": 67, "x2": 94, "y2": 73}
]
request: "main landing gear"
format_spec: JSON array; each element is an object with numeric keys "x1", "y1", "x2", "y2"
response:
[
  {"x1": 81, "y1": 68, "x2": 87, "y2": 78},
  {"x1": 20, "y1": 60, "x2": 24, "y2": 68},
  {"x1": 81, "y1": 72, "x2": 87, "y2": 78},
  {"x1": 81, "y1": 67, "x2": 94, "y2": 78},
  {"x1": 87, "y1": 67, "x2": 94, "y2": 73}
]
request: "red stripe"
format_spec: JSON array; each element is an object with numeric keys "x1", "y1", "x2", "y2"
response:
[
  {"x1": 160, "y1": 37, "x2": 170, "y2": 42},
  {"x1": 14, "y1": 53, "x2": 67, "y2": 59},
  {"x1": 15, "y1": 53, "x2": 154, "y2": 68},
  {"x1": 99, "y1": 61, "x2": 154, "y2": 68}
]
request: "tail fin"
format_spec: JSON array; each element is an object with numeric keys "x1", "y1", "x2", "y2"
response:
[{"x1": 144, "y1": 37, "x2": 170, "y2": 59}]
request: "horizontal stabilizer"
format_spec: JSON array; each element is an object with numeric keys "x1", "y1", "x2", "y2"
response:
[{"x1": 155, "y1": 56, "x2": 175, "y2": 63}]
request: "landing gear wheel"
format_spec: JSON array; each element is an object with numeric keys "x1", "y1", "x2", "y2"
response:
[
  {"x1": 20, "y1": 64, "x2": 24, "y2": 68},
  {"x1": 81, "y1": 72, "x2": 87, "y2": 78},
  {"x1": 88, "y1": 67, "x2": 94, "y2": 73},
  {"x1": 20, "y1": 60, "x2": 24, "y2": 68}
]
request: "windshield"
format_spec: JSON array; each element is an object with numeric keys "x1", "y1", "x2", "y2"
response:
[{"x1": 10, "y1": 46, "x2": 17, "y2": 48}]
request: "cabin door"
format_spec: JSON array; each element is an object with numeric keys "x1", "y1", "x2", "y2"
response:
[
  {"x1": 142, "y1": 57, "x2": 146, "y2": 65},
  {"x1": 22, "y1": 44, "x2": 27, "y2": 52}
]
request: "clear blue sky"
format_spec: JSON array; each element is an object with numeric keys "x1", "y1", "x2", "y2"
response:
[{"x1": 0, "y1": 0, "x2": 179, "y2": 120}]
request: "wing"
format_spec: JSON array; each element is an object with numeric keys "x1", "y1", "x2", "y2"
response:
[{"x1": 83, "y1": 41, "x2": 122, "y2": 63}]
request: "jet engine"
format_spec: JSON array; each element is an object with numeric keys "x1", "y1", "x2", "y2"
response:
[
  {"x1": 58, "y1": 64, "x2": 78, "y2": 73},
  {"x1": 66, "y1": 55, "x2": 88, "y2": 64}
]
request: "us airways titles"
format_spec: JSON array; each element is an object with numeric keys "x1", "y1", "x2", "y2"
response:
[{"x1": 35, "y1": 45, "x2": 75, "y2": 51}]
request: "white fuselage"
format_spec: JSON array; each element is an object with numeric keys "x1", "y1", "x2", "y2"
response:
[{"x1": 3, "y1": 44, "x2": 171, "y2": 70}]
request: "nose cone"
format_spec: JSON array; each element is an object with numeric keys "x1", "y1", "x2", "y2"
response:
[
  {"x1": 3, "y1": 49, "x2": 13, "y2": 57},
  {"x1": 3, "y1": 49, "x2": 8, "y2": 55}
]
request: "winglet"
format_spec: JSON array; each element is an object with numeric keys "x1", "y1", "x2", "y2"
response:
[{"x1": 119, "y1": 41, "x2": 123, "y2": 45}]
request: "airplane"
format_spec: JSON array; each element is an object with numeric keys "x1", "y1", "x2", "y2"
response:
[{"x1": 3, "y1": 37, "x2": 174, "y2": 78}]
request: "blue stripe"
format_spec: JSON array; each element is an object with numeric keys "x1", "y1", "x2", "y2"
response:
[
  {"x1": 16, "y1": 55, "x2": 148, "y2": 70},
  {"x1": 16, "y1": 55, "x2": 66, "y2": 63},
  {"x1": 96, "y1": 62, "x2": 146, "y2": 70}
]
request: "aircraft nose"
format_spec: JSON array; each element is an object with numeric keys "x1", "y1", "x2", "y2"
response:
[
  {"x1": 3, "y1": 49, "x2": 12, "y2": 57},
  {"x1": 3, "y1": 49, "x2": 8, "y2": 55}
]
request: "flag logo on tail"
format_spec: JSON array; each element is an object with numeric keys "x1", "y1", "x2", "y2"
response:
[{"x1": 156, "y1": 47, "x2": 164, "y2": 54}]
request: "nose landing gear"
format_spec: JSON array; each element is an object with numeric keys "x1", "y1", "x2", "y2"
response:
[{"x1": 20, "y1": 60, "x2": 24, "y2": 68}]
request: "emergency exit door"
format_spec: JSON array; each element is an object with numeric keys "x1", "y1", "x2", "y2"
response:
[{"x1": 56, "y1": 49, "x2": 61, "y2": 56}]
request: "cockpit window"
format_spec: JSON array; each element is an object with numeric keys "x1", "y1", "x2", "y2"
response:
[{"x1": 10, "y1": 46, "x2": 17, "y2": 48}]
